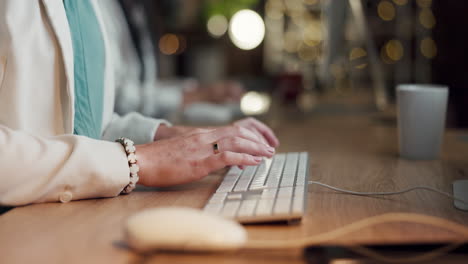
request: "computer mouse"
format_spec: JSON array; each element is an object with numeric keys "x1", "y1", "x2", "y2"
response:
[{"x1": 125, "y1": 207, "x2": 248, "y2": 252}]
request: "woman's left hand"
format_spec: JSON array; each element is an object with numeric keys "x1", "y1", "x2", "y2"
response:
[{"x1": 154, "y1": 117, "x2": 279, "y2": 148}]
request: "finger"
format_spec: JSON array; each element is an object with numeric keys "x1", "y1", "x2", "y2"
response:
[
  {"x1": 251, "y1": 129, "x2": 268, "y2": 146},
  {"x1": 245, "y1": 119, "x2": 280, "y2": 147},
  {"x1": 199, "y1": 126, "x2": 265, "y2": 145},
  {"x1": 217, "y1": 137, "x2": 275, "y2": 158},
  {"x1": 203, "y1": 151, "x2": 262, "y2": 172}
]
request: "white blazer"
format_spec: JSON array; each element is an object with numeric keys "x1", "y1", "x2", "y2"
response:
[{"x1": 0, "y1": 0, "x2": 168, "y2": 206}]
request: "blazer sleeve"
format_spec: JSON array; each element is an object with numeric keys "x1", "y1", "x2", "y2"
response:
[
  {"x1": 0, "y1": 125, "x2": 130, "y2": 206},
  {"x1": 101, "y1": 112, "x2": 171, "y2": 144}
]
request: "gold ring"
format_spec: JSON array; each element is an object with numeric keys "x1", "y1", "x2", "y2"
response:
[{"x1": 213, "y1": 142, "x2": 220, "y2": 154}]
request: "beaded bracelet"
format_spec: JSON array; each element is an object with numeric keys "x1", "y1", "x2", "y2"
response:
[{"x1": 115, "y1": 137, "x2": 139, "y2": 194}]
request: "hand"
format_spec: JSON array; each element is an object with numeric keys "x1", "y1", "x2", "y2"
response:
[
  {"x1": 233, "y1": 117, "x2": 280, "y2": 147},
  {"x1": 138, "y1": 126, "x2": 275, "y2": 187},
  {"x1": 154, "y1": 118, "x2": 280, "y2": 148},
  {"x1": 153, "y1": 124, "x2": 202, "y2": 141}
]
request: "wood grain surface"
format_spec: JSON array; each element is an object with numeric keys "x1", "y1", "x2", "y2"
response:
[{"x1": 1, "y1": 105, "x2": 467, "y2": 264}]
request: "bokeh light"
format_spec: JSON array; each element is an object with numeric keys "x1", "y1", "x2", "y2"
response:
[
  {"x1": 298, "y1": 43, "x2": 319, "y2": 61},
  {"x1": 416, "y1": 0, "x2": 432, "y2": 8},
  {"x1": 349, "y1": 47, "x2": 368, "y2": 69},
  {"x1": 207, "y1": 15, "x2": 228, "y2": 38},
  {"x1": 265, "y1": 0, "x2": 284, "y2": 19},
  {"x1": 159, "y1": 34, "x2": 179, "y2": 55},
  {"x1": 419, "y1": 8, "x2": 436, "y2": 29},
  {"x1": 283, "y1": 30, "x2": 301, "y2": 53},
  {"x1": 229, "y1": 9, "x2": 265, "y2": 50},
  {"x1": 385, "y1": 40, "x2": 404, "y2": 61},
  {"x1": 378, "y1": 1, "x2": 396, "y2": 21},
  {"x1": 303, "y1": 0, "x2": 319, "y2": 5},
  {"x1": 240, "y1": 91, "x2": 271, "y2": 115},
  {"x1": 303, "y1": 21, "x2": 323, "y2": 47},
  {"x1": 381, "y1": 40, "x2": 404, "y2": 64},
  {"x1": 421, "y1": 37, "x2": 437, "y2": 58},
  {"x1": 349, "y1": 47, "x2": 367, "y2": 60},
  {"x1": 393, "y1": 0, "x2": 408, "y2": 6}
]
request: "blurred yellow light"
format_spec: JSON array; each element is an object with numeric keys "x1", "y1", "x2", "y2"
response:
[
  {"x1": 416, "y1": 0, "x2": 432, "y2": 8},
  {"x1": 207, "y1": 15, "x2": 228, "y2": 38},
  {"x1": 298, "y1": 43, "x2": 318, "y2": 61},
  {"x1": 297, "y1": 92, "x2": 317, "y2": 112},
  {"x1": 265, "y1": 0, "x2": 284, "y2": 19},
  {"x1": 349, "y1": 47, "x2": 367, "y2": 60},
  {"x1": 419, "y1": 8, "x2": 436, "y2": 29},
  {"x1": 378, "y1": 1, "x2": 396, "y2": 21},
  {"x1": 421, "y1": 37, "x2": 437, "y2": 58},
  {"x1": 303, "y1": 21, "x2": 323, "y2": 46},
  {"x1": 385, "y1": 40, "x2": 404, "y2": 61},
  {"x1": 159, "y1": 34, "x2": 179, "y2": 55},
  {"x1": 330, "y1": 64, "x2": 345, "y2": 79},
  {"x1": 393, "y1": 0, "x2": 408, "y2": 5},
  {"x1": 303, "y1": 0, "x2": 318, "y2": 5},
  {"x1": 284, "y1": 30, "x2": 300, "y2": 53},
  {"x1": 355, "y1": 63, "x2": 368, "y2": 69},
  {"x1": 240, "y1": 91, "x2": 271, "y2": 115},
  {"x1": 284, "y1": 0, "x2": 303, "y2": 14},
  {"x1": 229, "y1": 10, "x2": 265, "y2": 50},
  {"x1": 380, "y1": 46, "x2": 393, "y2": 64}
]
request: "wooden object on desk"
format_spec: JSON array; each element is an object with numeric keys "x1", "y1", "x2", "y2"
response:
[{"x1": 0, "y1": 113, "x2": 467, "y2": 264}]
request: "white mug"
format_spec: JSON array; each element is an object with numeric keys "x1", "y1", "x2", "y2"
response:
[{"x1": 397, "y1": 84, "x2": 448, "y2": 160}]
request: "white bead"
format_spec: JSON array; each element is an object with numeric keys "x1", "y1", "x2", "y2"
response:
[
  {"x1": 124, "y1": 138, "x2": 132, "y2": 145},
  {"x1": 130, "y1": 164, "x2": 140, "y2": 174},
  {"x1": 128, "y1": 153, "x2": 137, "y2": 163},
  {"x1": 125, "y1": 144, "x2": 136, "y2": 153}
]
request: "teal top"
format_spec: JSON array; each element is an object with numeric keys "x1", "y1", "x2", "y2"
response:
[{"x1": 64, "y1": 0, "x2": 105, "y2": 139}]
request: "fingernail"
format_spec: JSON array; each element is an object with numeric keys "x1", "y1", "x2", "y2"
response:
[
  {"x1": 253, "y1": 156, "x2": 263, "y2": 162},
  {"x1": 267, "y1": 146, "x2": 275, "y2": 153}
]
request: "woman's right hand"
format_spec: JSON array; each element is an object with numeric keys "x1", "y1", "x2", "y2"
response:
[{"x1": 136, "y1": 125, "x2": 275, "y2": 187}]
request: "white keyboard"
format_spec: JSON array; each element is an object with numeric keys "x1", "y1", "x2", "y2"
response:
[{"x1": 203, "y1": 152, "x2": 309, "y2": 223}]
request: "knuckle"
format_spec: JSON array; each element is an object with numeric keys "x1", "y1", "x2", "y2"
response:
[
  {"x1": 230, "y1": 137, "x2": 242, "y2": 149},
  {"x1": 190, "y1": 134, "x2": 203, "y2": 144},
  {"x1": 192, "y1": 128, "x2": 205, "y2": 134},
  {"x1": 220, "y1": 152, "x2": 230, "y2": 163},
  {"x1": 234, "y1": 124, "x2": 243, "y2": 132},
  {"x1": 242, "y1": 154, "x2": 251, "y2": 163},
  {"x1": 189, "y1": 159, "x2": 200, "y2": 168}
]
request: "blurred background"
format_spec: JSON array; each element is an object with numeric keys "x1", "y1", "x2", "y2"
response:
[{"x1": 113, "y1": 0, "x2": 468, "y2": 128}]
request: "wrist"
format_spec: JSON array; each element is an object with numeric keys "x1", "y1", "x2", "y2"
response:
[
  {"x1": 134, "y1": 143, "x2": 152, "y2": 186},
  {"x1": 115, "y1": 137, "x2": 140, "y2": 194},
  {"x1": 154, "y1": 124, "x2": 173, "y2": 141}
]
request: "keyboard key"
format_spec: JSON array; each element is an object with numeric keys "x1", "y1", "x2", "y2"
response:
[
  {"x1": 291, "y1": 197, "x2": 304, "y2": 216},
  {"x1": 226, "y1": 193, "x2": 242, "y2": 200},
  {"x1": 208, "y1": 192, "x2": 227, "y2": 203},
  {"x1": 222, "y1": 201, "x2": 241, "y2": 218},
  {"x1": 255, "y1": 199, "x2": 275, "y2": 216},
  {"x1": 277, "y1": 187, "x2": 293, "y2": 198},
  {"x1": 261, "y1": 188, "x2": 277, "y2": 199},
  {"x1": 237, "y1": 200, "x2": 258, "y2": 217},
  {"x1": 273, "y1": 197, "x2": 291, "y2": 215},
  {"x1": 204, "y1": 203, "x2": 223, "y2": 214},
  {"x1": 234, "y1": 166, "x2": 257, "y2": 192},
  {"x1": 204, "y1": 152, "x2": 309, "y2": 223},
  {"x1": 294, "y1": 186, "x2": 305, "y2": 198}
]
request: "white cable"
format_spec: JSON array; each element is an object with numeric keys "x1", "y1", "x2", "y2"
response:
[{"x1": 308, "y1": 181, "x2": 468, "y2": 206}]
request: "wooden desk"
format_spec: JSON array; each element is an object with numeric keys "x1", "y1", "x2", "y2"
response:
[{"x1": 1, "y1": 111, "x2": 467, "y2": 263}]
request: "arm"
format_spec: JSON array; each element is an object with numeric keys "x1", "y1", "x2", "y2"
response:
[
  {"x1": 0, "y1": 125, "x2": 129, "y2": 206},
  {"x1": 101, "y1": 112, "x2": 171, "y2": 144}
]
